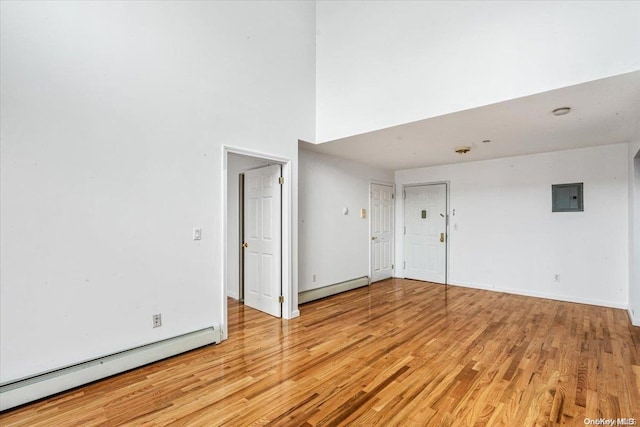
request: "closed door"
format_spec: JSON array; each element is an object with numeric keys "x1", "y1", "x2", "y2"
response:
[
  {"x1": 243, "y1": 164, "x2": 282, "y2": 317},
  {"x1": 371, "y1": 183, "x2": 394, "y2": 282},
  {"x1": 404, "y1": 184, "x2": 447, "y2": 283}
]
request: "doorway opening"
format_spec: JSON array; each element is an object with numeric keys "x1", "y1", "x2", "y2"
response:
[{"x1": 222, "y1": 148, "x2": 295, "y2": 339}]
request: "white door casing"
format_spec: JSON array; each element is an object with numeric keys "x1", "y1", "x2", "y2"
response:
[
  {"x1": 243, "y1": 164, "x2": 282, "y2": 317},
  {"x1": 371, "y1": 183, "x2": 394, "y2": 282},
  {"x1": 404, "y1": 184, "x2": 447, "y2": 284}
]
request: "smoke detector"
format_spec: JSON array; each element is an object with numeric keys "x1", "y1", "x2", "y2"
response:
[{"x1": 455, "y1": 146, "x2": 472, "y2": 154}]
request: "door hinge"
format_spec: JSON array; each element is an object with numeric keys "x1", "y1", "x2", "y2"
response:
[
  {"x1": 392, "y1": 193, "x2": 395, "y2": 199},
  {"x1": 403, "y1": 190, "x2": 406, "y2": 199},
  {"x1": 403, "y1": 261, "x2": 406, "y2": 269},
  {"x1": 392, "y1": 264, "x2": 394, "y2": 269},
  {"x1": 278, "y1": 295, "x2": 284, "y2": 303},
  {"x1": 403, "y1": 225, "x2": 406, "y2": 234},
  {"x1": 278, "y1": 176, "x2": 284, "y2": 185}
]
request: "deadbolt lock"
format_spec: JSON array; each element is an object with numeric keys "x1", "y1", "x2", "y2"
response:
[{"x1": 242, "y1": 242, "x2": 248, "y2": 248}]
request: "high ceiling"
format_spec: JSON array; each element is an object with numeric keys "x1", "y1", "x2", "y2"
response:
[{"x1": 301, "y1": 70, "x2": 640, "y2": 171}]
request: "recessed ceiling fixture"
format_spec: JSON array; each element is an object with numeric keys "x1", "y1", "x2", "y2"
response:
[
  {"x1": 455, "y1": 146, "x2": 471, "y2": 154},
  {"x1": 552, "y1": 107, "x2": 571, "y2": 116}
]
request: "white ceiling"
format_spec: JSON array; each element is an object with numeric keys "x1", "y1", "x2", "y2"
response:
[{"x1": 301, "y1": 70, "x2": 640, "y2": 171}]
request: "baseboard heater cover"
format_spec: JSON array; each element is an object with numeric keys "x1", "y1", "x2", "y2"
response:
[
  {"x1": 299, "y1": 276, "x2": 370, "y2": 304},
  {"x1": 0, "y1": 326, "x2": 221, "y2": 412}
]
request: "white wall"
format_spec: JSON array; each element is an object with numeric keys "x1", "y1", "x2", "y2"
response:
[
  {"x1": 0, "y1": 1, "x2": 315, "y2": 383},
  {"x1": 226, "y1": 154, "x2": 272, "y2": 300},
  {"x1": 299, "y1": 148, "x2": 393, "y2": 292},
  {"x1": 629, "y1": 136, "x2": 640, "y2": 325},
  {"x1": 395, "y1": 144, "x2": 629, "y2": 308},
  {"x1": 316, "y1": 1, "x2": 640, "y2": 142}
]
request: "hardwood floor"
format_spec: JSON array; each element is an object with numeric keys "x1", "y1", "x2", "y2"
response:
[{"x1": 1, "y1": 279, "x2": 639, "y2": 426}]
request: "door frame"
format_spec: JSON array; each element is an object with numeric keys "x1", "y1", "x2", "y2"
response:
[
  {"x1": 222, "y1": 146, "x2": 295, "y2": 340},
  {"x1": 402, "y1": 181, "x2": 450, "y2": 285},
  {"x1": 369, "y1": 181, "x2": 396, "y2": 282}
]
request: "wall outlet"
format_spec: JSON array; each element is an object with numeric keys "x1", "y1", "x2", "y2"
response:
[
  {"x1": 554, "y1": 274, "x2": 561, "y2": 282},
  {"x1": 153, "y1": 313, "x2": 162, "y2": 328}
]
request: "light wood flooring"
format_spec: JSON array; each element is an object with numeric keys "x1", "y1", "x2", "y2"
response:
[{"x1": 1, "y1": 279, "x2": 639, "y2": 426}]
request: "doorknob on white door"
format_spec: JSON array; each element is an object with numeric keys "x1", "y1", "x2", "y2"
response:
[{"x1": 371, "y1": 236, "x2": 378, "y2": 240}]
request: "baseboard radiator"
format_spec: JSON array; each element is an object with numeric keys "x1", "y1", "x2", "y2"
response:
[
  {"x1": 0, "y1": 326, "x2": 221, "y2": 411},
  {"x1": 299, "y1": 276, "x2": 370, "y2": 304}
]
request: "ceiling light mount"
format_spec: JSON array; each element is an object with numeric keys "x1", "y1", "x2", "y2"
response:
[
  {"x1": 552, "y1": 107, "x2": 571, "y2": 116},
  {"x1": 455, "y1": 146, "x2": 472, "y2": 154}
]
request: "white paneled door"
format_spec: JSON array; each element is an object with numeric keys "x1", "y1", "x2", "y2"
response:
[
  {"x1": 371, "y1": 183, "x2": 394, "y2": 282},
  {"x1": 243, "y1": 164, "x2": 282, "y2": 317},
  {"x1": 404, "y1": 184, "x2": 447, "y2": 284}
]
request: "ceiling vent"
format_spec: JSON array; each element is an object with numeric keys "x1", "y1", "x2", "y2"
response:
[{"x1": 455, "y1": 146, "x2": 471, "y2": 154}]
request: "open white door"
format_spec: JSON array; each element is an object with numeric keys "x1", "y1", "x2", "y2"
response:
[
  {"x1": 404, "y1": 184, "x2": 447, "y2": 284},
  {"x1": 243, "y1": 164, "x2": 282, "y2": 317},
  {"x1": 371, "y1": 183, "x2": 394, "y2": 282}
]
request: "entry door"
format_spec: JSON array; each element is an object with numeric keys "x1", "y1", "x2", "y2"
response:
[
  {"x1": 404, "y1": 184, "x2": 447, "y2": 283},
  {"x1": 371, "y1": 183, "x2": 394, "y2": 282},
  {"x1": 243, "y1": 164, "x2": 282, "y2": 317}
]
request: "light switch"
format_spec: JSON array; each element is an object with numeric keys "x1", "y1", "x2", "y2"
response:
[
  {"x1": 360, "y1": 208, "x2": 366, "y2": 219},
  {"x1": 193, "y1": 228, "x2": 202, "y2": 240}
]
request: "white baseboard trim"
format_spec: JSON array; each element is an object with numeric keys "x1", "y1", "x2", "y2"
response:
[
  {"x1": 299, "y1": 276, "x2": 369, "y2": 304},
  {"x1": 451, "y1": 281, "x2": 628, "y2": 310},
  {"x1": 629, "y1": 308, "x2": 640, "y2": 327},
  {"x1": 0, "y1": 326, "x2": 221, "y2": 412}
]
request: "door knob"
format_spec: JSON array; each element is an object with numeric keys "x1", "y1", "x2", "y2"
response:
[
  {"x1": 242, "y1": 242, "x2": 248, "y2": 248},
  {"x1": 440, "y1": 233, "x2": 445, "y2": 242},
  {"x1": 371, "y1": 236, "x2": 378, "y2": 240}
]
